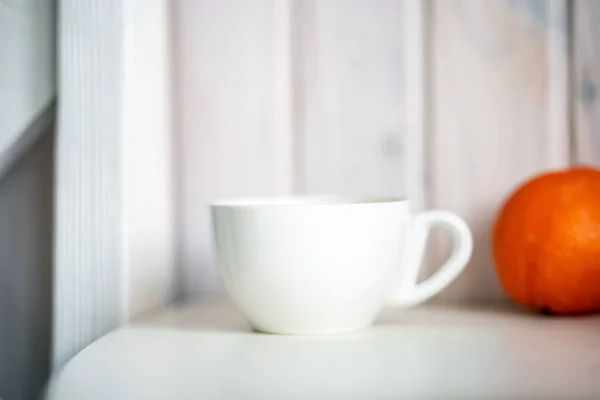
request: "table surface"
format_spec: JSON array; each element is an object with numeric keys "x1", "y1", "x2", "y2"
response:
[{"x1": 46, "y1": 301, "x2": 600, "y2": 399}]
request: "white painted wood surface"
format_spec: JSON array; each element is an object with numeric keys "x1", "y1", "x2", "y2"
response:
[
  {"x1": 54, "y1": 0, "x2": 174, "y2": 369},
  {"x1": 122, "y1": 0, "x2": 174, "y2": 320},
  {"x1": 427, "y1": 0, "x2": 570, "y2": 302},
  {"x1": 46, "y1": 302, "x2": 600, "y2": 399},
  {"x1": 175, "y1": 0, "x2": 574, "y2": 302},
  {"x1": 175, "y1": 0, "x2": 430, "y2": 299},
  {"x1": 174, "y1": 0, "x2": 294, "y2": 298},
  {"x1": 298, "y1": 0, "x2": 409, "y2": 198},
  {"x1": 54, "y1": 0, "x2": 124, "y2": 370}
]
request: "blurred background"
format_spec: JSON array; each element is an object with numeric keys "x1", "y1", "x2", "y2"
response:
[
  {"x1": 2, "y1": 0, "x2": 600, "y2": 398},
  {"x1": 175, "y1": 0, "x2": 577, "y2": 302}
]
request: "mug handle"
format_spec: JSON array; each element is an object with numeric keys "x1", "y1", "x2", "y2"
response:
[{"x1": 389, "y1": 210, "x2": 473, "y2": 307}]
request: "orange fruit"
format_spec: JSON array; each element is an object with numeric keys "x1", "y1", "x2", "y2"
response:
[{"x1": 492, "y1": 166, "x2": 600, "y2": 314}]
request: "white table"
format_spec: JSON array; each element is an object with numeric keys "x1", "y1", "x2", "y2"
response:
[{"x1": 46, "y1": 301, "x2": 600, "y2": 399}]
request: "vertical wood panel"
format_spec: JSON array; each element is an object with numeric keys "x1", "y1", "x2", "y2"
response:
[
  {"x1": 175, "y1": 0, "x2": 294, "y2": 298},
  {"x1": 546, "y1": 0, "x2": 570, "y2": 169},
  {"x1": 574, "y1": 0, "x2": 600, "y2": 164},
  {"x1": 429, "y1": 0, "x2": 570, "y2": 302},
  {"x1": 54, "y1": 0, "x2": 124, "y2": 369},
  {"x1": 55, "y1": 0, "x2": 174, "y2": 368},
  {"x1": 273, "y1": 0, "x2": 296, "y2": 192},
  {"x1": 299, "y1": 0, "x2": 409, "y2": 199},
  {"x1": 403, "y1": 0, "x2": 427, "y2": 212},
  {"x1": 122, "y1": 0, "x2": 175, "y2": 319}
]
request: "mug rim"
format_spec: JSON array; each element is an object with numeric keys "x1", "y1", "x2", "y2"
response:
[{"x1": 210, "y1": 194, "x2": 408, "y2": 208}]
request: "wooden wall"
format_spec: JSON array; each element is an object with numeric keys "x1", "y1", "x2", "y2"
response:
[{"x1": 174, "y1": 0, "x2": 591, "y2": 303}]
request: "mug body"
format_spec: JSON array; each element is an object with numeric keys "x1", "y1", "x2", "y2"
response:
[{"x1": 211, "y1": 196, "x2": 410, "y2": 334}]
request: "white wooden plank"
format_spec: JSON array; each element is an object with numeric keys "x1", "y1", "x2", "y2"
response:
[
  {"x1": 574, "y1": 0, "x2": 600, "y2": 164},
  {"x1": 546, "y1": 0, "x2": 570, "y2": 168},
  {"x1": 54, "y1": 0, "x2": 124, "y2": 370},
  {"x1": 273, "y1": 0, "x2": 296, "y2": 193},
  {"x1": 298, "y1": 0, "x2": 408, "y2": 198},
  {"x1": 122, "y1": 0, "x2": 175, "y2": 319},
  {"x1": 174, "y1": 0, "x2": 294, "y2": 298},
  {"x1": 54, "y1": 0, "x2": 174, "y2": 369},
  {"x1": 429, "y1": 0, "x2": 570, "y2": 302},
  {"x1": 403, "y1": 0, "x2": 427, "y2": 212}
]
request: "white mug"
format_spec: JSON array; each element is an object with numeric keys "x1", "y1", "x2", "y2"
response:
[{"x1": 211, "y1": 195, "x2": 472, "y2": 334}]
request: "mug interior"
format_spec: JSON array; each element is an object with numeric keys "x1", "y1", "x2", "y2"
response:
[{"x1": 210, "y1": 195, "x2": 407, "y2": 208}]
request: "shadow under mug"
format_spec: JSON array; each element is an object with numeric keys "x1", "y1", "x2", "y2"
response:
[{"x1": 210, "y1": 195, "x2": 472, "y2": 334}]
